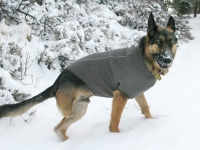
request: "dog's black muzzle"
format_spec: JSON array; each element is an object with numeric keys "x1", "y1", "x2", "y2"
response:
[{"x1": 153, "y1": 51, "x2": 173, "y2": 69}]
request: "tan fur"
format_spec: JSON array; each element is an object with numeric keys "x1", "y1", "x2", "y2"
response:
[
  {"x1": 145, "y1": 37, "x2": 162, "y2": 76},
  {"x1": 55, "y1": 89, "x2": 74, "y2": 116},
  {"x1": 157, "y1": 26, "x2": 162, "y2": 31},
  {"x1": 109, "y1": 90, "x2": 128, "y2": 132},
  {"x1": 55, "y1": 88, "x2": 92, "y2": 116},
  {"x1": 54, "y1": 117, "x2": 68, "y2": 139},
  {"x1": 161, "y1": 69, "x2": 169, "y2": 75},
  {"x1": 165, "y1": 27, "x2": 174, "y2": 32},
  {"x1": 135, "y1": 93, "x2": 152, "y2": 118},
  {"x1": 151, "y1": 44, "x2": 160, "y2": 53},
  {"x1": 167, "y1": 35, "x2": 177, "y2": 57},
  {"x1": 171, "y1": 44, "x2": 177, "y2": 58},
  {"x1": 54, "y1": 88, "x2": 92, "y2": 140}
]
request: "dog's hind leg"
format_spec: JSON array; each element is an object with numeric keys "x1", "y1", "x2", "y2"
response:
[
  {"x1": 109, "y1": 90, "x2": 128, "y2": 132},
  {"x1": 54, "y1": 89, "x2": 92, "y2": 141},
  {"x1": 135, "y1": 93, "x2": 152, "y2": 119},
  {"x1": 54, "y1": 117, "x2": 67, "y2": 133},
  {"x1": 56, "y1": 100, "x2": 89, "y2": 140},
  {"x1": 54, "y1": 88, "x2": 73, "y2": 140}
]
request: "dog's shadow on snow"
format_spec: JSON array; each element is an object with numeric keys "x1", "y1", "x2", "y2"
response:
[{"x1": 119, "y1": 114, "x2": 172, "y2": 133}]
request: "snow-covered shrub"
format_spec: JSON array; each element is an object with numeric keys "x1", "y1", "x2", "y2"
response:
[
  {"x1": 108, "y1": 1, "x2": 192, "y2": 42},
  {"x1": 0, "y1": 21, "x2": 32, "y2": 102},
  {"x1": 36, "y1": 45, "x2": 57, "y2": 70}
]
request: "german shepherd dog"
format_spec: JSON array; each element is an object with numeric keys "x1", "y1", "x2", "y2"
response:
[{"x1": 0, "y1": 13, "x2": 177, "y2": 141}]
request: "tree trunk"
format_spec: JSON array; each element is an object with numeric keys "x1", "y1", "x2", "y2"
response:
[
  {"x1": 194, "y1": 1, "x2": 198, "y2": 17},
  {"x1": 198, "y1": 1, "x2": 200, "y2": 14},
  {"x1": 36, "y1": 0, "x2": 43, "y2": 6}
]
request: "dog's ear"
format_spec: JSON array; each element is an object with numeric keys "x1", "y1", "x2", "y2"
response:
[
  {"x1": 147, "y1": 12, "x2": 158, "y2": 39},
  {"x1": 166, "y1": 16, "x2": 176, "y2": 32}
]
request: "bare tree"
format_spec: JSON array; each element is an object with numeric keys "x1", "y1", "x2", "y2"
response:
[
  {"x1": 198, "y1": 1, "x2": 200, "y2": 13},
  {"x1": 194, "y1": 0, "x2": 198, "y2": 17},
  {"x1": 22, "y1": 51, "x2": 35, "y2": 76}
]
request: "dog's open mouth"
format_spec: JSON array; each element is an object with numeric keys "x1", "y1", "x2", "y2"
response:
[
  {"x1": 156, "y1": 59, "x2": 170, "y2": 69},
  {"x1": 153, "y1": 54, "x2": 173, "y2": 69}
]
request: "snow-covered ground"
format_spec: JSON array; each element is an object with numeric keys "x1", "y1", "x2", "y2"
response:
[{"x1": 0, "y1": 16, "x2": 200, "y2": 150}]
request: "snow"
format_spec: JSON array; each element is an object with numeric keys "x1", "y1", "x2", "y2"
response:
[{"x1": 1, "y1": 14, "x2": 200, "y2": 150}]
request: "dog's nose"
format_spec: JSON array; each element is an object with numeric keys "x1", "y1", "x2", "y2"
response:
[
  {"x1": 159, "y1": 54, "x2": 173, "y2": 66},
  {"x1": 162, "y1": 57, "x2": 172, "y2": 65},
  {"x1": 159, "y1": 51, "x2": 173, "y2": 66}
]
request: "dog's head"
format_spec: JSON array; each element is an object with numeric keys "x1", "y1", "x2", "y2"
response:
[{"x1": 145, "y1": 13, "x2": 177, "y2": 71}]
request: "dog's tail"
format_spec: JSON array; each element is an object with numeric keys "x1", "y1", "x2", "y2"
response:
[{"x1": 0, "y1": 84, "x2": 58, "y2": 118}]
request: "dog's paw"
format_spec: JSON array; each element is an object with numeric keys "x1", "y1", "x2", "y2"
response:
[
  {"x1": 144, "y1": 113, "x2": 153, "y2": 119},
  {"x1": 145, "y1": 115, "x2": 153, "y2": 119},
  {"x1": 109, "y1": 126, "x2": 121, "y2": 133},
  {"x1": 141, "y1": 109, "x2": 153, "y2": 119},
  {"x1": 54, "y1": 127, "x2": 69, "y2": 141}
]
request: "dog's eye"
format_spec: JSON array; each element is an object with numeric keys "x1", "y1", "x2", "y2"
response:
[
  {"x1": 168, "y1": 41, "x2": 174, "y2": 47},
  {"x1": 157, "y1": 41, "x2": 163, "y2": 47}
]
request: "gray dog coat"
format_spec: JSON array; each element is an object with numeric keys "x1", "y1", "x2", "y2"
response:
[{"x1": 67, "y1": 47, "x2": 157, "y2": 99}]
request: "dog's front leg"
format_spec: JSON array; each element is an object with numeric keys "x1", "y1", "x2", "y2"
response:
[
  {"x1": 135, "y1": 93, "x2": 152, "y2": 119},
  {"x1": 109, "y1": 90, "x2": 128, "y2": 132}
]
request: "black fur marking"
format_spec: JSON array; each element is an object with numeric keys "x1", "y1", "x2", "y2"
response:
[
  {"x1": 167, "y1": 16, "x2": 176, "y2": 32},
  {"x1": 78, "y1": 96, "x2": 90, "y2": 103},
  {"x1": 139, "y1": 36, "x2": 147, "y2": 61},
  {"x1": 147, "y1": 12, "x2": 158, "y2": 39},
  {"x1": 54, "y1": 69, "x2": 90, "y2": 90}
]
